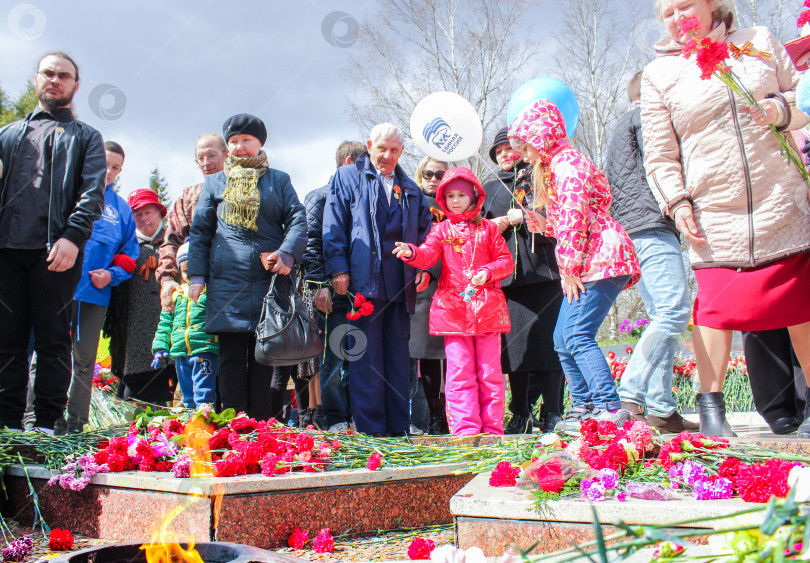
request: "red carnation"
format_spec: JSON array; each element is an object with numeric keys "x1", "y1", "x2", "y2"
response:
[
  {"x1": 162, "y1": 419, "x2": 184, "y2": 439},
  {"x1": 295, "y1": 432, "x2": 315, "y2": 452},
  {"x1": 718, "y1": 457, "x2": 743, "y2": 483},
  {"x1": 346, "y1": 311, "x2": 362, "y2": 321},
  {"x1": 695, "y1": 39, "x2": 729, "y2": 80},
  {"x1": 213, "y1": 455, "x2": 248, "y2": 477},
  {"x1": 526, "y1": 459, "x2": 566, "y2": 492},
  {"x1": 313, "y1": 528, "x2": 335, "y2": 553},
  {"x1": 596, "y1": 420, "x2": 618, "y2": 435},
  {"x1": 734, "y1": 459, "x2": 793, "y2": 503},
  {"x1": 407, "y1": 537, "x2": 435, "y2": 560},
  {"x1": 353, "y1": 293, "x2": 366, "y2": 308},
  {"x1": 359, "y1": 301, "x2": 374, "y2": 316},
  {"x1": 580, "y1": 419, "x2": 599, "y2": 434},
  {"x1": 489, "y1": 461, "x2": 520, "y2": 487},
  {"x1": 366, "y1": 452, "x2": 383, "y2": 471},
  {"x1": 799, "y1": 10, "x2": 810, "y2": 28},
  {"x1": 48, "y1": 529, "x2": 74, "y2": 551},
  {"x1": 208, "y1": 428, "x2": 231, "y2": 451},
  {"x1": 230, "y1": 417, "x2": 259, "y2": 434},
  {"x1": 679, "y1": 16, "x2": 701, "y2": 37},
  {"x1": 287, "y1": 527, "x2": 309, "y2": 550}
]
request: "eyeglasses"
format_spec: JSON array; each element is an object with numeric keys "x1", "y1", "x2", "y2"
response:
[
  {"x1": 195, "y1": 152, "x2": 224, "y2": 164},
  {"x1": 421, "y1": 169, "x2": 445, "y2": 181},
  {"x1": 38, "y1": 69, "x2": 75, "y2": 82}
]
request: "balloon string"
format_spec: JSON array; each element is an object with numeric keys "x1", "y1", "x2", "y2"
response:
[{"x1": 473, "y1": 154, "x2": 529, "y2": 213}]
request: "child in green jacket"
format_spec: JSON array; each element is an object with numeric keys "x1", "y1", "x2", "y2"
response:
[{"x1": 152, "y1": 241, "x2": 218, "y2": 408}]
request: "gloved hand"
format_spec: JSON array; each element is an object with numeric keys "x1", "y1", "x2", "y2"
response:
[{"x1": 151, "y1": 350, "x2": 169, "y2": 370}]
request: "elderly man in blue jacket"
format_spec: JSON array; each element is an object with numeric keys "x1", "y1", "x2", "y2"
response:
[{"x1": 323, "y1": 123, "x2": 432, "y2": 436}]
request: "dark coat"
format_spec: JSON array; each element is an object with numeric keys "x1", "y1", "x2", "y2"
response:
[
  {"x1": 302, "y1": 182, "x2": 349, "y2": 310},
  {"x1": 482, "y1": 166, "x2": 560, "y2": 288},
  {"x1": 322, "y1": 152, "x2": 432, "y2": 315},
  {"x1": 0, "y1": 109, "x2": 106, "y2": 250},
  {"x1": 408, "y1": 193, "x2": 445, "y2": 359},
  {"x1": 188, "y1": 168, "x2": 307, "y2": 333},
  {"x1": 605, "y1": 103, "x2": 678, "y2": 238}
]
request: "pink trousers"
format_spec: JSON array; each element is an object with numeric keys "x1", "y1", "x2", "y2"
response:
[{"x1": 444, "y1": 333, "x2": 505, "y2": 435}]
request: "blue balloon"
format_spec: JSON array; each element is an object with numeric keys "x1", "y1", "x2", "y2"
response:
[{"x1": 507, "y1": 77, "x2": 580, "y2": 137}]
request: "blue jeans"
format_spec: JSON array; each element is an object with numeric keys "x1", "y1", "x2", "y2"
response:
[
  {"x1": 554, "y1": 276, "x2": 630, "y2": 410},
  {"x1": 319, "y1": 309, "x2": 351, "y2": 427},
  {"x1": 618, "y1": 229, "x2": 690, "y2": 416},
  {"x1": 175, "y1": 353, "x2": 218, "y2": 408}
]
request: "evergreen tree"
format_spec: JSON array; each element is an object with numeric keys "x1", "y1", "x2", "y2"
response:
[{"x1": 147, "y1": 166, "x2": 171, "y2": 207}]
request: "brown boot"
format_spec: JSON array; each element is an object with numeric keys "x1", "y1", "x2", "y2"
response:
[
  {"x1": 620, "y1": 401, "x2": 647, "y2": 422},
  {"x1": 646, "y1": 411, "x2": 699, "y2": 433}
]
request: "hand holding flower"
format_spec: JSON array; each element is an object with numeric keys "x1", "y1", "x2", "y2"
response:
[{"x1": 738, "y1": 99, "x2": 780, "y2": 127}]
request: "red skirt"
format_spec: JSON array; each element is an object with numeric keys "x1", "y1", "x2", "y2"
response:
[{"x1": 693, "y1": 252, "x2": 810, "y2": 330}]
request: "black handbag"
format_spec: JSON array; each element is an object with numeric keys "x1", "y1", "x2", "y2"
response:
[{"x1": 255, "y1": 271, "x2": 323, "y2": 366}]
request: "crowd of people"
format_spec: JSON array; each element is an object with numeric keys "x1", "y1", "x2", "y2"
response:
[{"x1": 2, "y1": 0, "x2": 810, "y2": 439}]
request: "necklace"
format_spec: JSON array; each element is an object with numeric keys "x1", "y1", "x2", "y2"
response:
[{"x1": 450, "y1": 222, "x2": 479, "y2": 279}]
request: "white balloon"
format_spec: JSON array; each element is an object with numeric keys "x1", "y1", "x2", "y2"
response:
[{"x1": 409, "y1": 92, "x2": 483, "y2": 161}]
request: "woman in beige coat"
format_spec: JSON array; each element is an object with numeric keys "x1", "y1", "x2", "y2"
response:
[{"x1": 643, "y1": 0, "x2": 810, "y2": 437}]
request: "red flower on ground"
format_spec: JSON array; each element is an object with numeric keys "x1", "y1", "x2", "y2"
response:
[
  {"x1": 230, "y1": 417, "x2": 259, "y2": 435},
  {"x1": 734, "y1": 459, "x2": 794, "y2": 502},
  {"x1": 162, "y1": 418, "x2": 184, "y2": 438},
  {"x1": 287, "y1": 527, "x2": 309, "y2": 550},
  {"x1": 366, "y1": 452, "x2": 383, "y2": 471},
  {"x1": 718, "y1": 457, "x2": 743, "y2": 482},
  {"x1": 213, "y1": 455, "x2": 248, "y2": 477},
  {"x1": 48, "y1": 529, "x2": 74, "y2": 551},
  {"x1": 295, "y1": 432, "x2": 315, "y2": 453},
  {"x1": 526, "y1": 459, "x2": 566, "y2": 492},
  {"x1": 313, "y1": 528, "x2": 335, "y2": 553},
  {"x1": 489, "y1": 461, "x2": 521, "y2": 487},
  {"x1": 407, "y1": 537, "x2": 436, "y2": 560},
  {"x1": 208, "y1": 428, "x2": 231, "y2": 451}
]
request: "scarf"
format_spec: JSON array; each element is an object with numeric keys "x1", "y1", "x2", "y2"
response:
[
  {"x1": 221, "y1": 151, "x2": 269, "y2": 231},
  {"x1": 136, "y1": 229, "x2": 160, "y2": 243}
]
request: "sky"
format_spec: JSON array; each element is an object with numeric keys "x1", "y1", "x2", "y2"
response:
[
  {"x1": 0, "y1": 1, "x2": 636, "y2": 203},
  {"x1": 2, "y1": 1, "x2": 383, "y2": 201}
]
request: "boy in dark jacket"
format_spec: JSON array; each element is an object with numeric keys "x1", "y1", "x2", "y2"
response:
[{"x1": 152, "y1": 241, "x2": 219, "y2": 408}]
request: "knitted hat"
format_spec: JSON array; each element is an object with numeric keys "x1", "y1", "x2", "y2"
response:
[
  {"x1": 223, "y1": 113, "x2": 267, "y2": 145},
  {"x1": 176, "y1": 238, "x2": 190, "y2": 265},
  {"x1": 443, "y1": 177, "x2": 477, "y2": 202},
  {"x1": 127, "y1": 188, "x2": 167, "y2": 217},
  {"x1": 488, "y1": 127, "x2": 510, "y2": 163}
]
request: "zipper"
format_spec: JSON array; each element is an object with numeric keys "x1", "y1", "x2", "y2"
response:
[
  {"x1": 184, "y1": 294, "x2": 193, "y2": 356},
  {"x1": 47, "y1": 125, "x2": 65, "y2": 253},
  {"x1": 727, "y1": 90, "x2": 756, "y2": 266}
]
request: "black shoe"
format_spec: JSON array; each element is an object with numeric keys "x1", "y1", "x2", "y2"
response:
[
  {"x1": 427, "y1": 396, "x2": 447, "y2": 435},
  {"x1": 312, "y1": 406, "x2": 326, "y2": 430},
  {"x1": 368, "y1": 432, "x2": 385, "y2": 438},
  {"x1": 798, "y1": 388, "x2": 810, "y2": 438},
  {"x1": 505, "y1": 413, "x2": 531, "y2": 435},
  {"x1": 388, "y1": 431, "x2": 407, "y2": 438},
  {"x1": 298, "y1": 408, "x2": 314, "y2": 428},
  {"x1": 769, "y1": 416, "x2": 800, "y2": 435},
  {"x1": 539, "y1": 412, "x2": 562, "y2": 433},
  {"x1": 696, "y1": 392, "x2": 736, "y2": 437},
  {"x1": 53, "y1": 417, "x2": 68, "y2": 436}
]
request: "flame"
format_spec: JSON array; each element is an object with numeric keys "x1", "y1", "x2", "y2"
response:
[
  {"x1": 141, "y1": 503, "x2": 204, "y2": 563},
  {"x1": 184, "y1": 416, "x2": 214, "y2": 477},
  {"x1": 141, "y1": 416, "x2": 219, "y2": 563}
]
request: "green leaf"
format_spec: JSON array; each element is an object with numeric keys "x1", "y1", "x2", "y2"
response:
[
  {"x1": 591, "y1": 506, "x2": 608, "y2": 563},
  {"x1": 220, "y1": 409, "x2": 237, "y2": 420}
]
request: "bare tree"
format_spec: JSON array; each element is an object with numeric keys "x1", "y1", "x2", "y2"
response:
[
  {"x1": 343, "y1": 0, "x2": 536, "y2": 177},
  {"x1": 553, "y1": 0, "x2": 654, "y2": 167},
  {"x1": 735, "y1": 0, "x2": 802, "y2": 42}
]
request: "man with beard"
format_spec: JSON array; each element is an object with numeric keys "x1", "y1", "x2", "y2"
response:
[{"x1": 0, "y1": 52, "x2": 105, "y2": 433}]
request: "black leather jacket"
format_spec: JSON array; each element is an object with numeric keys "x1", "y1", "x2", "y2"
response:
[{"x1": 0, "y1": 109, "x2": 106, "y2": 250}]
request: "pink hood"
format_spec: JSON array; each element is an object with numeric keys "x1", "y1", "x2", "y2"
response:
[
  {"x1": 507, "y1": 99, "x2": 569, "y2": 165},
  {"x1": 435, "y1": 167, "x2": 486, "y2": 223}
]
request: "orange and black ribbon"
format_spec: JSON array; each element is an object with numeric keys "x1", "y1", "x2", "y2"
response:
[
  {"x1": 139, "y1": 256, "x2": 157, "y2": 280},
  {"x1": 429, "y1": 206, "x2": 446, "y2": 222},
  {"x1": 729, "y1": 41, "x2": 772, "y2": 62},
  {"x1": 440, "y1": 236, "x2": 465, "y2": 254},
  {"x1": 514, "y1": 188, "x2": 527, "y2": 206}
]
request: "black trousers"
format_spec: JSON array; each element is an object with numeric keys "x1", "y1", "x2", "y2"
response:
[
  {"x1": 742, "y1": 329, "x2": 806, "y2": 424},
  {"x1": 217, "y1": 332, "x2": 274, "y2": 420},
  {"x1": 508, "y1": 370, "x2": 565, "y2": 417},
  {"x1": 270, "y1": 364, "x2": 309, "y2": 423},
  {"x1": 0, "y1": 248, "x2": 81, "y2": 429}
]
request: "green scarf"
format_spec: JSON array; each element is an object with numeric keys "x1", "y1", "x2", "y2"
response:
[{"x1": 221, "y1": 151, "x2": 269, "y2": 231}]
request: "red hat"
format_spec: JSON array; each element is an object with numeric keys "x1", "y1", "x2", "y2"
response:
[
  {"x1": 127, "y1": 189, "x2": 167, "y2": 217},
  {"x1": 435, "y1": 167, "x2": 486, "y2": 223}
]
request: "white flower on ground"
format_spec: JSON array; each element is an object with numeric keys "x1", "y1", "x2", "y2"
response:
[{"x1": 430, "y1": 545, "x2": 487, "y2": 563}]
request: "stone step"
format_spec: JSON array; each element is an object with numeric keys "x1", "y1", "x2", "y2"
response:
[
  {"x1": 451, "y1": 472, "x2": 762, "y2": 557},
  {"x1": 1, "y1": 463, "x2": 472, "y2": 549}
]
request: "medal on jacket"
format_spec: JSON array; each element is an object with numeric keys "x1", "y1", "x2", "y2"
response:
[{"x1": 393, "y1": 184, "x2": 401, "y2": 200}]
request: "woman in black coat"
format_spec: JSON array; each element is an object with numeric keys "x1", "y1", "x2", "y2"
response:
[
  {"x1": 188, "y1": 114, "x2": 307, "y2": 420},
  {"x1": 482, "y1": 128, "x2": 565, "y2": 434}
]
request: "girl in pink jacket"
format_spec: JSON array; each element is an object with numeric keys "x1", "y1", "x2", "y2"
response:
[
  {"x1": 508, "y1": 99, "x2": 640, "y2": 433},
  {"x1": 394, "y1": 167, "x2": 514, "y2": 435}
]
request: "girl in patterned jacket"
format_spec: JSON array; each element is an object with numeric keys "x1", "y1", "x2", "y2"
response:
[
  {"x1": 508, "y1": 99, "x2": 641, "y2": 432},
  {"x1": 393, "y1": 167, "x2": 514, "y2": 435}
]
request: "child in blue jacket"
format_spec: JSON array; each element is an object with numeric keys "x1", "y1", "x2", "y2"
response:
[{"x1": 64, "y1": 141, "x2": 139, "y2": 433}]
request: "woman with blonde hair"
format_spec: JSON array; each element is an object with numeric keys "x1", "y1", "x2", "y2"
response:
[{"x1": 643, "y1": 0, "x2": 810, "y2": 436}]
